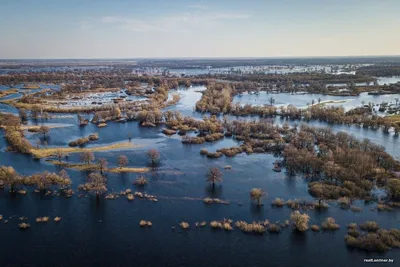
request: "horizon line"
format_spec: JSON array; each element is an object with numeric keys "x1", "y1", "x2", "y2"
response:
[{"x1": 1, "y1": 55, "x2": 400, "y2": 61}]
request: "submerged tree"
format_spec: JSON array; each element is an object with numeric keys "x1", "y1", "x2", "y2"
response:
[
  {"x1": 18, "y1": 109, "x2": 28, "y2": 124},
  {"x1": 250, "y1": 188, "x2": 266, "y2": 206},
  {"x1": 98, "y1": 158, "x2": 108, "y2": 174},
  {"x1": 206, "y1": 167, "x2": 223, "y2": 189},
  {"x1": 0, "y1": 166, "x2": 21, "y2": 192},
  {"x1": 290, "y1": 211, "x2": 310, "y2": 232},
  {"x1": 118, "y1": 155, "x2": 128, "y2": 168},
  {"x1": 83, "y1": 173, "x2": 107, "y2": 202},
  {"x1": 56, "y1": 149, "x2": 64, "y2": 162},
  {"x1": 80, "y1": 151, "x2": 95, "y2": 165},
  {"x1": 39, "y1": 126, "x2": 50, "y2": 139},
  {"x1": 147, "y1": 149, "x2": 160, "y2": 165}
]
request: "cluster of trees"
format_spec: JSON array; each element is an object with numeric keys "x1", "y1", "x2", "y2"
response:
[
  {"x1": 0, "y1": 166, "x2": 71, "y2": 192},
  {"x1": 0, "y1": 113, "x2": 32, "y2": 154},
  {"x1": 194, "y1": 84, "x2": 399, "y2": 133},
  {"x1": 281, "y1": 124, "x2": 399, "y2": 200}
]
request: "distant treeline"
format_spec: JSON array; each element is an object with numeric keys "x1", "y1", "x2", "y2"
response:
[{"x1": 356, "y1": 65, "x2": 400, "y2": 77}]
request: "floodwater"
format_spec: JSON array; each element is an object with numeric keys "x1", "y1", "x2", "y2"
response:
[
  {"x1": 0, "y1": 86, "x2": 399, "y2": 267},
  {"x1": 233, "y1": 92, "x2": 400, "y2": 112}
]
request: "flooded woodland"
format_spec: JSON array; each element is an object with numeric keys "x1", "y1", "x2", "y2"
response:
[{"x1": 0, "y1": 58, "x2": 400, "y2": 267}]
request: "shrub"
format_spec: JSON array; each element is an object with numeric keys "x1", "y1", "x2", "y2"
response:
[
  {"x1": 314, "y1": 201, "x2": 329, "y2": 209},
  {"x1": 235, "y1": 221, "x2": 265, "y2": 234},
  {"x1": 272, "y1": 198, "x2": 285, "y2": 207},
  {"x1": 338, "y1": 197, "x2": 351, "y2": 209},
  {"x1": 348, "y1": 229, "x2": 360, "y2": 238},
  {"x1": 286, "y1": 199, "x2": 300, "y2": 209},
  {"x1": 347, "y1": 223, "x2": 358, "y2": 230},
  {"x1": 69, "y1": 137, "x2": 90, "y2": 147},
  {"x1": 139, "y1": 220, "x2": 152, "y2": 227},
  {"x1": 206, "y1": 152, "x2": 223, "y2": 158},
  {"x1": 308, "y1": 182, "x2": 343, "y2": 199},
  {"x1": 19, "y1": 222, "x2": 30, "y2": 229},
  {"x1": 147, "y1": 149, "x2": 160, "y2": 165},
  {"x1": 250, "y1": 188, "x2": 266, "y2": 206},
  {"x1": 200, "y1": 148, "x2": 208, "y2": 155},
  {"x1": 210, "y1": 221, "x2": 223, "y2": 229},
  {"x1": 134, "y1": 175, "x2": 148, "y2": 186},
  {"x1": 162, "y1": 128, "x2": 176, "y2": 135},
  {"x1": 180, "y1": 222, "x2": 189, "y2": 229},
  {"x1": 181, "y1": 136, "x2": 205, "y2": 144},
  {"x1": 88, "y1": 133, "x2": 99, "y2": 141},
  {"x1": 350, "y1": 206, "x2": 363, "y2": 212},
  {"x1": 359, "y1": 221, "x2": 379, "y2": 232},
  {"x1": 268, "y1": 224, "x2": 281, "y2": 233},
  {"x1": 377, "y1": 203, "x2": 393, "y2": 211},
  {"x1": 311, "y1": 225, "x2": 320, "y2": 232},
  {"x1": 322, "y1": 217, "x2": 340, "y2": 231},
  {"x1": 290, "y1": 211, "x2": 310, "y2": 232},
  {"x1": 344, "y1": 229, "x2": 400, "y2": 252}
]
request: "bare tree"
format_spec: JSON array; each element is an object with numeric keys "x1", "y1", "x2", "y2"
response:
[
  {"x1": 80, "y1": 151, "x2": 95, "y2": 165},
  {"x1": 118, "y1": 155, "x2": 128, "y2": 168},
  {"x1": 56, "y1": 149, "x2": 64, "y2": 162},
  {"x1": 206, "y1": 167, "x2": 223, "y2": 189},
  {"x1": 84, "y1": 173, "x2": 107, "y2": 202},
  {"x1": 39, "y1": 126, "x2": 50, "y2": 139},
  {"x1": 98, "y1": 158, "x2": 108, "y2": 174},
  {"x1": 147, "y1": 149, "x2": 160, "y2": 165}
]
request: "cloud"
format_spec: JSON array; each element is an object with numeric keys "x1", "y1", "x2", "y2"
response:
[{"x1": 95, "y1": 12, "x2": 251, "y2": 33}]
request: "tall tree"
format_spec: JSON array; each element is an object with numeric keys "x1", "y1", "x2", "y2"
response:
[{"x1": 98, "y1": 158, "x2": 108, "y2": 174}]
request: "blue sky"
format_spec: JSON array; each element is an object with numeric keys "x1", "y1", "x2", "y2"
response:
[{"x1": 0, "y1": 0, "x2": 399, "y2": 58}]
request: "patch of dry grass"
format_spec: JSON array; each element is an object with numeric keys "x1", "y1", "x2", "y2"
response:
[{"x1": 31, "y1": 142, "x2": 137, "y2": 158}]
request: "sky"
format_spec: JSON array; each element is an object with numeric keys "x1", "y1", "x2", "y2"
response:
[{"x1": 0, "y1": 0, "x2": 399, "y2": 59}]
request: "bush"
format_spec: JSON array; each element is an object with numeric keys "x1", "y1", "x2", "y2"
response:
[
  {"x1": 338, "y1": 197, "x2": 351, "y2": 209},
  {"x1": 68, "y1": 137, "x2": 90, "y2": 147},
  {"x1": 359, "y1": 221, "x2": 379, "y2": 232},
  {"x1": 181, "y1": 136, "x2": 205, "y2": 144},
  {"x1": 200, "y1": 148, "x2": 208, "y2": 155},
  {"x1": 377, "y1": 203, "x2": 393, "y2": 211},
  {"x1": 88, "y1": 133, "x2": 99, "y2": 141},
  {"x1": 344, "y1": 229, "x2": 400, "y2": 252},
  {"x1": 322, "y1": 217, "x2": 340, "y2": 231},
  {"x1": 180, "y1": 222, "x2": 190, "y2": 229},
  {"x1": 162, "y1": 128, "x2": 177, "y2": 135},
  {"x1": 206, "y1": 152, "x2": 223, "y2": 158},
  {"x1": 204, "y1": 133, "x2": 224, "y2": 142},
  {"x1": 311, "y1": 225, "x2": 320, "y2": 232},
  {"x1": 348, "y1": 229, "x2": 360, "y2": 238},
  {"x1": 314, "y1": 201, "x2": 329, "y2": 209},
  {"x1": 134, "y1": 176, "x2": 148, "y2": 186},
  {"x1": 268, "y1": 224, "x2": 281, "y2": 233},
  {"x1": 350, "y1": 206, "x2": 363, "y2": 212},
  {"x1": 272, "y1": 198, "x2": 285, "y2": 207},
  {"x1": 308, "y1": 182, "x2": 343, "y2": 199},
  {"x1": 210, "y1": 221, "x2": 223, "y2": 229},
  {"x1": 290, "y1": 211, "x2": 310, "y2": 232},
  {"x1": 235, "y1": 221, "x2": 265, "y2": 234}
]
